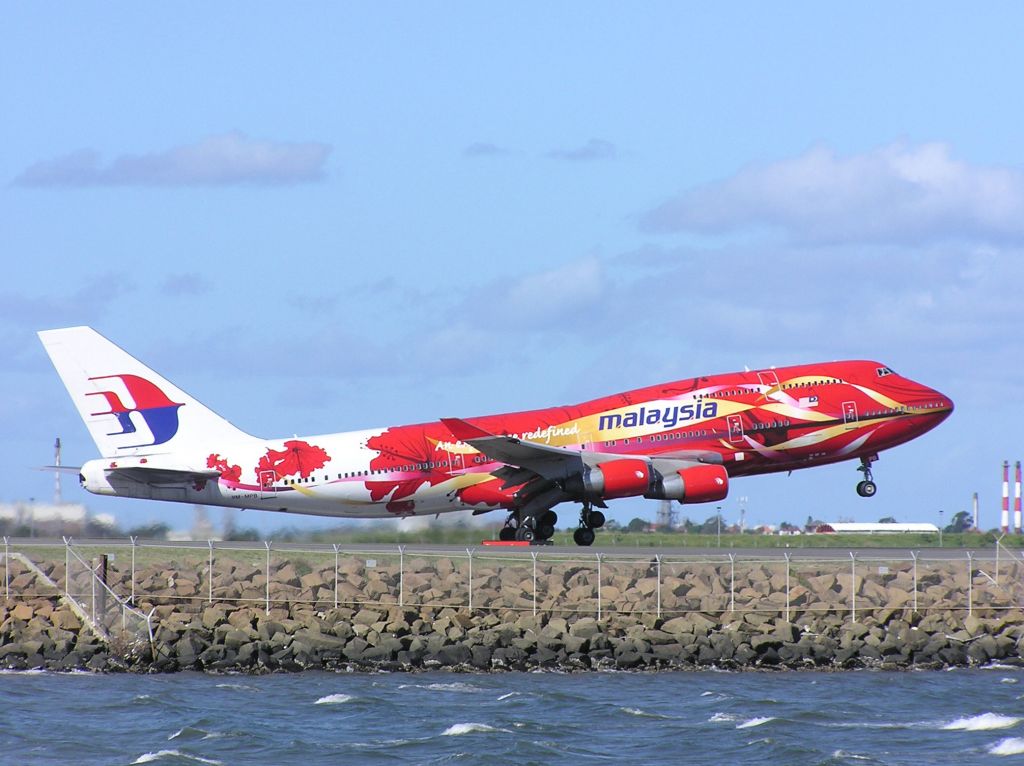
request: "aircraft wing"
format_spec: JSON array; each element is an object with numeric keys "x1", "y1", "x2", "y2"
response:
[{"x1": 440, "y1": 418, "x2": 584, "y2": 481}]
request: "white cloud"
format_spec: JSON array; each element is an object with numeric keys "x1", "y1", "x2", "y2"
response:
[
  {"x1": 14, "y1": 131, "x2": 331, "y2": 187},
  {"x1": 500, "y1": 256, "x2": 606, "y2": 322},
  {"x1": 642, "y1": 142, "x2": 1024, "y2": 245},
  {"x1": 547, "y1": 138, "x2": 617, "y2": 162},
  {"x1": 463, "y1": 142, "x2": 510, "y2": 158}
]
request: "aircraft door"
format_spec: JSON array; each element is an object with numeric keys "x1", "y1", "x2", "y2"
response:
[
  {"x1": 446, "y1": 450, "x2": 465, "y2": 474},
  {"x1": 757, "y1": 370, "x2": 780, "y2": 391},
  {"x1": 259, "y1": 470, "x2": 276, "y2": 499},
  {"x1": 842, "y1": 401, "x2": 858, "y2": 429},
  {"x1": 727, "y1": 414, "x2": 744, "y2": 443}
]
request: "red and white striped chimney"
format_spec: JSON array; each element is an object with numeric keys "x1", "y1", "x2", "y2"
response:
[
  {"x1": 1002, "y1": 461, "x2": 1010, "y2": 533},
  {"x1": 1015, "y1": 460, "x2": 1022, "y2": 534}
]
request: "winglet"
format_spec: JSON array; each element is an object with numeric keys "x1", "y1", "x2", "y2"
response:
[{"x1": 440, "y1": 417, "x2": 495, "y2": 442}]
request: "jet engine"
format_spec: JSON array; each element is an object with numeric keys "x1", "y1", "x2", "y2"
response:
[{"x1": 566, "y1": 459, "x2": 729, "y2": 504}]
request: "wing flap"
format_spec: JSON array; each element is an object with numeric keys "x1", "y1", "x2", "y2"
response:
[
  {"x1": 109, "y1": 466, "x2": 221, "y2": 486},
  {"x1": 441, "y1": 417, "x2": 584, "y2": 480}
]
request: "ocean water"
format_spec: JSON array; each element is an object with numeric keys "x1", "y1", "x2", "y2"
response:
[{"x1": 3, "y1": 668, "x2": 1024, "y2": 765}]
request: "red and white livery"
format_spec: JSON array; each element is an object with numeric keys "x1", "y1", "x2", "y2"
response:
[{"x1": 39, "y1": 327, "x2": 953, "y2": 545}]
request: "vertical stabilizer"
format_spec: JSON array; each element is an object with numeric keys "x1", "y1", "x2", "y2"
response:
[{"x1": 38, "y1": 326, "x2": 254, "y2": 458}]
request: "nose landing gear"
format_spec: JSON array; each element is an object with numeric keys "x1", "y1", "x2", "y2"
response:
[{"x1": 856, "y1": 455, "x2": 878, "y2": 497}]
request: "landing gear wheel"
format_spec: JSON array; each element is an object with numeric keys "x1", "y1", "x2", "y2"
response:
[
  {"x1": 587, "y1": 510, "x2": 606, "y2": 529},
  {"x1": 498, "y1": 526, "x2": 516, "y2": 541},
  {"x1": 515, "y1": 525, "x2": 535, "y2": 542},
  {"x1": 539, "y1": 510, "x2": 558, "y2": 527},
  {"x1": 573, "y1": 527, "x2": 595, "y2": 546},
  {"x1": 856, "y1": 480, "x2": 877, "y2": 498},
  {"x1": 856, "y1": 455, "x2": 878, "y2": 497},
  {"x1": 536, "y1": 523, "x2": 555, "y2": 540}
]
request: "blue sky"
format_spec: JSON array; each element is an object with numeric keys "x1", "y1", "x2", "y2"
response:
[{"x1": 3, "y1": 4, "x2": 1022, "y2": 534}]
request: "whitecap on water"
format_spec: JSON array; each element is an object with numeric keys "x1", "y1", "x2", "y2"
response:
[
  {"x1": 736, "y1": 717, "x2": 775, "y2": 729},
  {"x1": 132, "y1": 750, "x2": 222, "y2": 765},
  {"x1": 496, "y1": 692, "x2": 520, "y2": 701},
  {"x1": 621, "y1": 707, "x2": 674, "y2": 720},
  {"x1": 314, "y1": 693, "x2": 354, "y2": 705},
  {"x1": 1001, "y1": 678, "x2": 1019, "y2": 685},
  {"x1": 441, "y1": 723, "x2": 510, "y2": 736},
  {"x1": 398, "y1": 682, "x2": 483, "y2": 693},
  {"x1": 709, "y1": 712, "x2": 739, "y2": 723},
  {"x1": 942, "y1": 713, "x2": 1021, "y2": 731},
  {"x1": 831, "y1": 750, "x2": 872, "y2": 761},
  {"x1": 989, "y1": 738, "x2": 1024, "y2": 756},
  {"x1": 215, "y1": 682, "x2": 258, "y2": 692}
]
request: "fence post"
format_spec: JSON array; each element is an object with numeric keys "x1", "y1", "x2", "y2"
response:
[
  {"x1": 398, "y1": 545, "x2": 405, "y2": 608},
  {"x1": 264, "y1": 541, "x2": 272, "y2": 614},
  {"x1": 531, "y1": 551, "x2": 538, "y2": 617},
  {"x1": 655, "y1": 555, "x2": 662, "y2": 619},
  {"x1": 467, "y1": 548, "x2": 474, "y2": 612},
  {"x1": 911, "y1": 551, "x2": 918, "y2": 613},
  {"x1": 3, "y1": 536, "x2": 8, "y2": 600},
  {"x1": 784, "y1": 552, "x2": 792, "y2": 623},
  {"x1": 996, "y1": 535, "x2": 1003, "y2": 586},
  {"x1": 967, "y1": 551, "x2": 974, "y2": 618},
  {"x1": 332, "y1": 544, "x2": 340, "y2": 609},
  {"x1": 207, "y1": 540, "x2": 214, "y2": 604},
  {"x1": 130, "y1": 536, "x2": 137, "y2": 605},
  {"x1": 63, "y1": 536, "x2": 71, "y2": 597},
  {"x1": 596, "y1": 553, "x2": 603, "y2": 621},
  {"x1": 729, "y1": 553, "x2": 735, "y2": 613},
  {"x1": 849, "y1": 552, "x2": 856, "y2": 623}
]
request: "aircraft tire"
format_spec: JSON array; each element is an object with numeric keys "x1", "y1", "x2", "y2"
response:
[
  {"x1": 858, "y1": 480, "x2": 877, "y2": 497},
  {"x1": 537, "y1": 523, "x2": 555, "y2": 540},
  {"x1": 515, "y1": 525, "x2": 535, "y2": 542},
  {"x1": 588, "y1": 510, "x2": 606, "y2": 529},
  {"x1": 539, "y1": 510, "x2": 558, "y2": 527},
  {"x1": 574, "y1": 527, "x2": 595, "y2": 546},
  {"x1": 499, "y1": 526, "x2": 516, "y2": 541}
]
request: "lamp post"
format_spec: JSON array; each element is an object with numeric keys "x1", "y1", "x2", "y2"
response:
[
  {"x1": 716, "y1": 506, "x2": 722, "y2": 548},
  {"x1": 939, "y1": 509, "x2": 944, "y2": 548}
]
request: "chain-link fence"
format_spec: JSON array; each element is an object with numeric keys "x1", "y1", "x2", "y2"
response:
[{"x1": 5, "y1": 537, "x2": 1024, "y2": 622}]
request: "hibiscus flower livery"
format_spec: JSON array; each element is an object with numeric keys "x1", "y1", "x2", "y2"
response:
[{"x1": 257, "y1": 440, "x2": 330, "y2": 482}]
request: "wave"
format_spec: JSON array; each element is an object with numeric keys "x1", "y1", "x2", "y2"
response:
[
  {"x1": 942, "y1": 713, "x2": 1021, "y2": 731},
  {"x1": 1001, "y1": 678, "x2": 1019, "y2": 684},
  {"x1": 831, "y1": 750, "x2": 873, "y2": 761},
  {"x1": 709, "y1": 712, "x2": 739, "y2": 723},
  {"x1": 989, "y1": 738, "x2": 1024, "y2": 756},
  {"x1": 620, "y1": 707, "x2": 674, "y2": 719},
  {"x1": 132, "y1": 750, "x2": 222, "y2": 765},
  {"x1": 215, "y1": 682, "x2": 258, "y2": 692},
  {"x1": 398, "y1": 682, "x2": 483, "y2": 693},
  {"x1": 314, "y1": 693, "x2": 354, "y2": 705},
  {"x1": 441, "y1": 723, "x2": 510, "y2": 736},
  {"x1": 737, "y1": 717, "x2": 775, "y2": 729}
]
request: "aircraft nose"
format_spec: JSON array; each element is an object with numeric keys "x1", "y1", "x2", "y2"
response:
[{"x1": 908, "y1": 379, "x2": 954, "y2": 421}]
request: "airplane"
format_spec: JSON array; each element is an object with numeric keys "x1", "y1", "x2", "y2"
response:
[{"x1": 39, "y1": 326, "x2": 953, "y2": 546}]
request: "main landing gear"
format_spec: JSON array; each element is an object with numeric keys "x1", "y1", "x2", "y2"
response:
[
  {"x1": 573, "y1": 503, "x2": 605, "y2": 547},
  {"x1": 498, "y1": 510, "x2": 558, "y2": 542},
  {"x1": 856, "y1": 455, "x2": 878, "y2": 497}
]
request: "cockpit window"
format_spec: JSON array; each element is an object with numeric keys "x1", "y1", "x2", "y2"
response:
[{"x1": 876, "y1": 366, "x2": 895, "y2": 377}]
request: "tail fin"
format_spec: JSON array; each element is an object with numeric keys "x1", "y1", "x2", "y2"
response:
[{"x1": 38, "y1": 326, "x2": 254, "y2": 458}]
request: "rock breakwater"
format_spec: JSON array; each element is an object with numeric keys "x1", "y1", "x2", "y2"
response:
[
  {"x1": 3, "y1": 549, "x2": 1023, "y2": 672},
  {"x1": 3, "y1": 597, "x2": 1023, "y2": 673}
]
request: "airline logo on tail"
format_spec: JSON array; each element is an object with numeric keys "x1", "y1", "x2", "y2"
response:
[{"x1": 86, "y1": 374, "x2": 184, "y2": 447}]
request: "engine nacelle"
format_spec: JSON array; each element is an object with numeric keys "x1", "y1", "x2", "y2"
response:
[
  {"x1": 565, "y1": 459, "x2": 653, "y2": 500},
  {"x1": 648, "y1": 464, "x2": 729, "y2": 504}
]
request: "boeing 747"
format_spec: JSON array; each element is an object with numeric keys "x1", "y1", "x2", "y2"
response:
[{"x1": 39, "y1": 327, "x2": 953, "y2": 545}]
